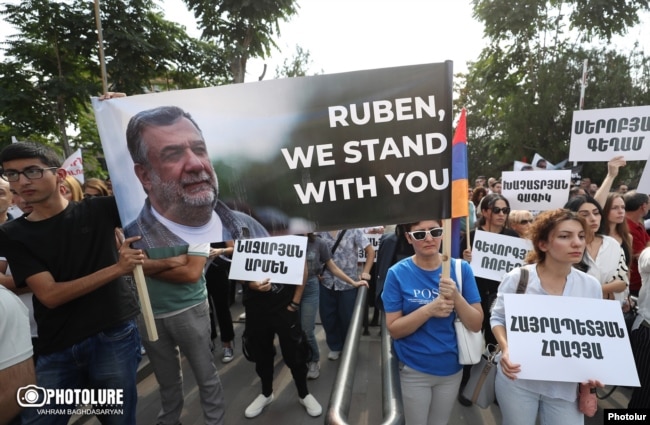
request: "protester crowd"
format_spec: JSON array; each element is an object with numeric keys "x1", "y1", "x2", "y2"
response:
[
  {"x1": 0, "y1": 133, "x2": 648, "y2": 425},
  {"x1": 0, "y1": 107, "x2": 373, "y2": 425}
]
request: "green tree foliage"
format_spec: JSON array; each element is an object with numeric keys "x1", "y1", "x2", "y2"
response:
[
  {"x1": 274, "y1": 45, "x2": 321, "y2": 78},
  {"x1": 97, "y1": 0, "x2": 226, "y2": 94},
  {"x1": 0, "y1": 0, "x2": 237, "y2": 172},
  {"x1": 1, "y1": 0, "x2": 299, "y2": 173},
  {"x1": 0, "y1": 0, "x2": 99, "y2": 157},
  {"x1": 458, "y1": 0, "x2": 650, "y2": 185},
  {"x1": 183, "y1": 0, "x2": 299, "y2": 83}
]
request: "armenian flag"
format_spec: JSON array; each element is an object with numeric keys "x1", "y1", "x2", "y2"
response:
[{"x1": 451, "y1": 108, "x2": 469, "y2": 258}]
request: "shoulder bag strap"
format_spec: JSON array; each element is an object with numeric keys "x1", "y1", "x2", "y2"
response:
[
  {"x1": 330, "y1": 229, "x2": 347, "y2": 255},
  {"x1": 454, "y1": 259, "x2": 464, "y2": 318},
  {"x1": 516, "y1": 266, "x2": 529, "y2": 294},
  {"x1": 321, "y1": 229, "x2": 348, "y2": 275}
]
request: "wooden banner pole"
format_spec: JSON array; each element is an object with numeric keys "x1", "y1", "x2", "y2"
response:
[{"x1": 441, "y1": 219, "x2": 452, "y2": 279}]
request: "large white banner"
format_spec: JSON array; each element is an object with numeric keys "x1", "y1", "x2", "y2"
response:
[
  {"x1": 469, "y1": 231, "x2": 532, "y2": 281},
  {"x1": 228, "y1": 235, "x2": 308, "y2": 285},
  {"x1": 505, "y1": 294, "x2": 640, "y2": 386},
  {"x1": 501, "y1": 170, "x2": 571, "y2": 211},
  {"x1": 569, "y1": 105, "x2": 650, "y2": 162}
]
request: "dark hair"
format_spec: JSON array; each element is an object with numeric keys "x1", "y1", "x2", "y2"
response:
[
  {"x1": 624, "y1": 191, "x2": 649, "y2": 212},
  {"x1": 525, "y1": 209, "x2": 590, "y2": 264},
  {"x1": 394, "y1": 224, "x2": 407, "y2": 238},
  {"x1": 0, "y1": 141, "x2": 62, "y2": 168},
  {"x1": 563, "y1": 195, "x2": 606, "y2": 235},
  {"x1": 402, "y1": 219, "x2": 442, "y2": 232},
  {"x1": 478, "y1": 193, "x2": 510, "y2": 227},
  {"x1": 471, "y1": 186, "x2": 487, "y2": 208},
  {"x1": 126, "y1": 106, "x2": 203, "y2": 165},
  {"x1": 602, "y1": 193, "x2": 632, "y2": 261}
]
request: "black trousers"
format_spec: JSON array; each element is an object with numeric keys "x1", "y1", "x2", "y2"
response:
[
  {"x1": 205, "y1": 262, "x2": 235, "y2": 343},
  {"x1": 244, "y1": 305, "x2": 309, "y2": 398}
]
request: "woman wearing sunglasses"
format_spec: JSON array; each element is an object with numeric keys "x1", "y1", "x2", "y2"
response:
[
  {"x1": 507, "y1": 210, "x2": 535, "y2": 238},
  {"x1": 461, "y1": 194, "x2": 519, "y2": 345},
  {"x1": 382, "y1": 220, "x2": 483, "y2": 425},
  {"x1": 458, "y1": 193, "x2": 519, "y2": 405}
]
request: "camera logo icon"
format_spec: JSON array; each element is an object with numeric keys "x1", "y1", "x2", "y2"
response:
[{"x1": 17, "y1": 385, "x2": 48, "y2": 407}]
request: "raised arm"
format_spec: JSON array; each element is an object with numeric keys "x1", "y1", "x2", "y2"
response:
[{"x1": 594, "y1": 156, "x2": 626, "y2": 206}]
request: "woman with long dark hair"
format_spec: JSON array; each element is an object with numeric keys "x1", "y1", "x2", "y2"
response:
[
  {"x1": 491, "y1": 209, "x2": 604, "y2": 425},
  {"x1": 461, "y1": 193, "x2": 519, "y2": 345},
  {"x1": 564, "y1": 195, "x2": 628, "y2": 301},
  {"x1": 602, "y1": 192, "x2": 633, "y2": 266}
]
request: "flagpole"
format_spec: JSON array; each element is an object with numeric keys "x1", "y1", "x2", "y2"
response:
[
  {"x1": 575, "y1": 60, "x2": 588, "y2": 171},
  {"x1": 451, "y1": 107, "x2": 470, "y2": 260},
  {"x1": 93, "y1": 0, "x2": 108, "y2": 94},
  {"x1": 465, "y1": 216, "x2": 470, "y2": 252},
  {"x1": 94, "y1": 3, "x2": 157, "y2": 341},
  {"x1": 579, "y1": 59, "x2": 588, "y2": 111},
  {"x1": 116, "y1": 229, "x2": 158, "y2": 341},
  {"x1": 442, "y1": 219, "x2": 452, "y2": 279}
]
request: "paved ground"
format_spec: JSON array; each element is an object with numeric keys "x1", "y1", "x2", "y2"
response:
[{"x1": 70, "y1": 295, "x2": 632, "y2": 425}]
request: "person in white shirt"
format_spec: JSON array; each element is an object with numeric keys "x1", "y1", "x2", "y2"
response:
[
  {"x1": 491, "y1": 209, "x2": 604, "y2": 425},
  {"x1": 0, "y1": 285, "x2": 35, "y2": 424}
]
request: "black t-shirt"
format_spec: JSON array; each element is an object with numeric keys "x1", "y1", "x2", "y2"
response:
[{"x1": 0, "y1": 197, "x2": 140, "y2": 354}]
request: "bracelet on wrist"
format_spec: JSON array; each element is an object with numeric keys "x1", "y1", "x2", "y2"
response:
[{"x1": 289, "y1": 301, "x2": 300, "y2": 309}]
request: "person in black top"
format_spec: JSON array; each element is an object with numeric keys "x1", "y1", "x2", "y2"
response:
[
  {"x1": 241, "y1": 270, "x2": 323, "y2": 419},
  {"x1": 458, "y1": 193, "x2": 519, "y2": 406},
  {"x1": 461, "y1": 193, "x2": 519, "y2": 345},
  {"x1": 374, "y1": 225, "x2": 415, "y2": 312},
  {"x1": 0, "y1": 142, "x2": 144, "y2": 425}
]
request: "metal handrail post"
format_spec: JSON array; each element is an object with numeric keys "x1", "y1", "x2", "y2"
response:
[
  {"x1": 380, "y1": 314, "x2": 405, "y2": 425},
  {"x1": 325, "y1": 285, "x2": 367, "y2": 424},
  {"x1": 324, "y1": 286, "x2": 404, "y2": 424}
]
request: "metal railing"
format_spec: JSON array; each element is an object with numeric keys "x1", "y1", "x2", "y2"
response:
[{"x1": 325, "y1": 286, "x2": 404, "y2": 425}]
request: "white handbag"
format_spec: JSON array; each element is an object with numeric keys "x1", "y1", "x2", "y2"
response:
[{"x1": 453, "y1": 259, "x2": 484, "y2": 365}]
